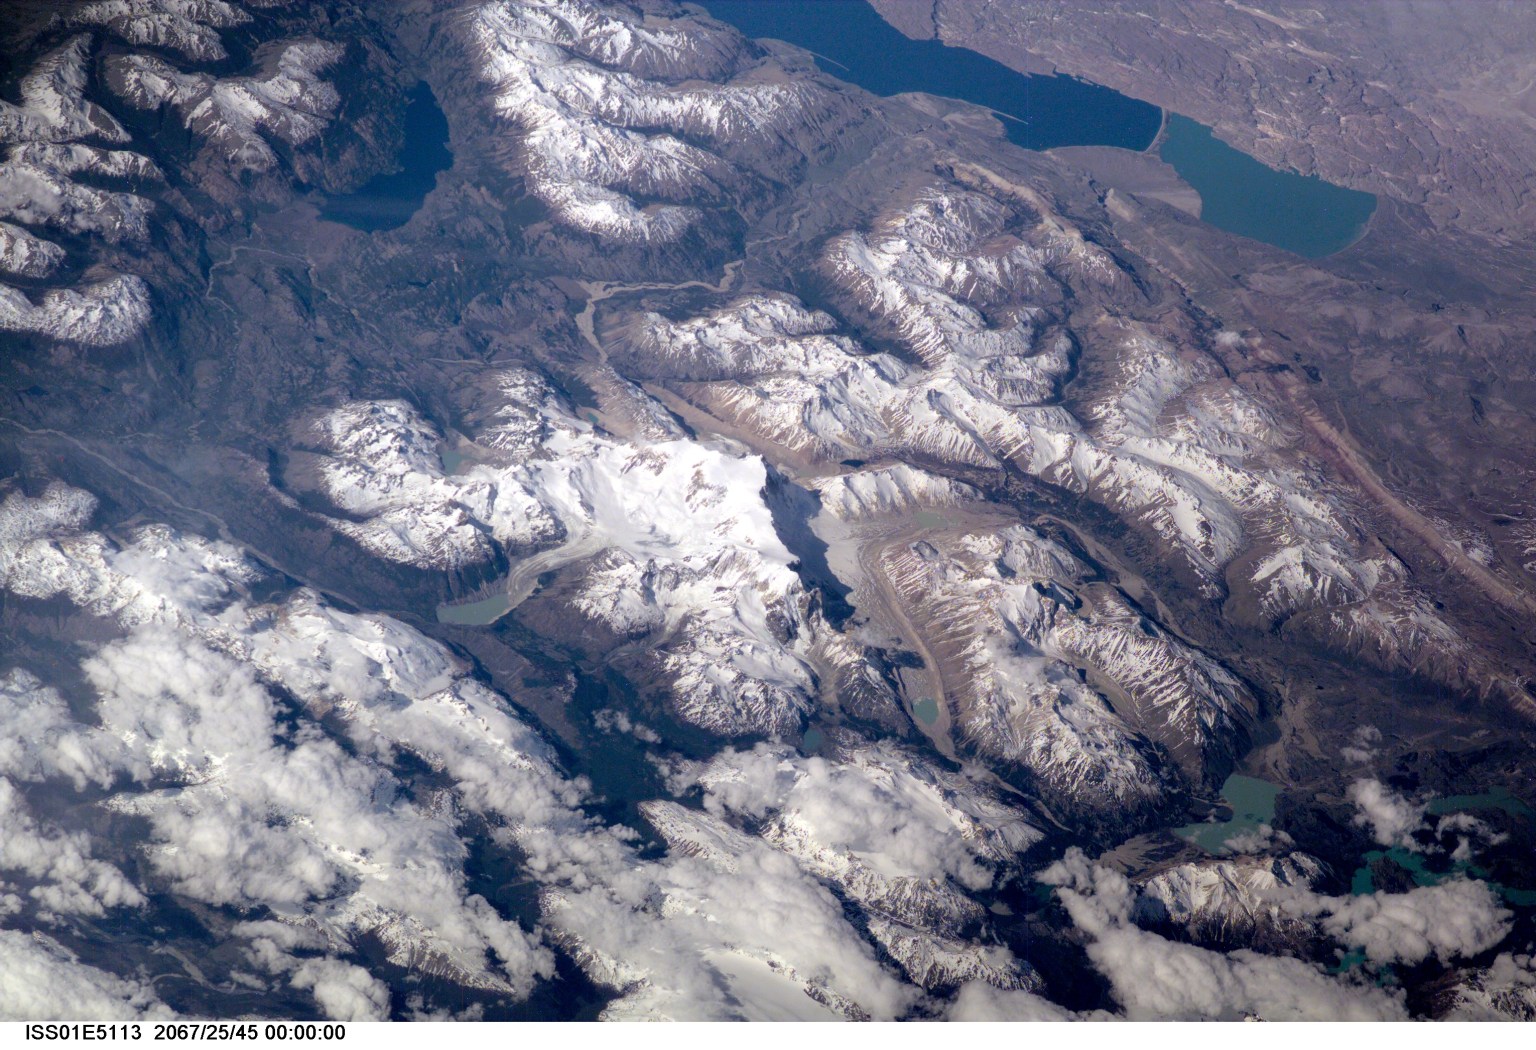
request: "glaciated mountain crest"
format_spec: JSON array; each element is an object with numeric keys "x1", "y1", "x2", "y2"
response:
[
  {"x1": 0, "y1": 3, "x2": 361, "y2": 347},
  {"x1": 458, "y1": 0, "x2": 864, "y2": 252},
  {"x1": 58, "y1": 0, "x2": 256, "y2": 63},
  {"x1": 106, "y1": 40, "x2": 345, "y2": 175},
  {"x1": 0, "y1": 482, "x2": 934, "y2": 1020},
  {"x1": 875, "y1": 523, "x2": 1255, "y2": 827},
  {"x1": 0, "y1": 36, "x2": 156, "y2": 345},
  {"x1": 294, "y1": 375, "x2": 888, "y2": 738}
]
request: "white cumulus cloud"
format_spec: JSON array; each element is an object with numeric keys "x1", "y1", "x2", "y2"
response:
[
  {"x1": 1041, "y1": 849, "x2": 1408, "y2": 1021},
  {"x1": 1347, "y1": 778, "x2": 1428, "y2": 850}
]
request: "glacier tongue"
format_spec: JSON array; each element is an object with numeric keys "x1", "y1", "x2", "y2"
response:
[
  {"x1": 301, "y1": 372, "x2": 868, "y2": 737},
  {"x1": 608, "y1": 168, "x2": 1481, "y2": 700}
]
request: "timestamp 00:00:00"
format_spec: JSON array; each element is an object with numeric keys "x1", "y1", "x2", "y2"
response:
[{"x1": 24, "y1": 1024, "x2": 348, "y2": 1042}]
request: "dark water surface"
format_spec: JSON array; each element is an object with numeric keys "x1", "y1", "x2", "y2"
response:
[
  {"x1": 320, "y1": 82, "x2": 452, "y2": 231},
  {"x1": 700, "y1": 0, "x2": 1159, "y2": 150},
  {"x1": 1158, "y1": 115, "x2": 1376, "y2": 257},
  {"x1": 701, "y1": 0, "x2": 1376, "y2": 257}
]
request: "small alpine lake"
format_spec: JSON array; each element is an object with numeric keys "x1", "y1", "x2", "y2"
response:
[
  {"x1": 912, "y1": 697, "x2": 941, "y2": 726},
  {"x1": 1175, "y1": 773, "x2": 1279, "y2": 853},
  {"x1": 436, "y1": 590, "x2": 513, "y2": 626}
]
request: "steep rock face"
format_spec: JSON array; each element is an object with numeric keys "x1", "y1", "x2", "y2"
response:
[
  {"x1": 811, "y1": 465, "x2": 980, "y2": 522},
  {"x1": 810, "y1": 179, "x2": 1407, "y2": 633},
  {"x1": 1134, "y1": 852, "x2": 1327, "y2": 950},
  {"x1": 57, "y1": 0, "x2": 255, "y2": 63},
  {"x1": 106, "y1": 40, "x2": 346, "y2": 176},
  {"x1": 0, "y1": 150, "x2": 153, "y2": 245},
  {"x1": 1437, "y1": 953, "x2": 1536, "y2": 1020},
  {"x1": 304, "y1": 397, "x2": 558, "y2": 570},
  {"x1": 0, "y1": 221, "x2": 67, "y2": 279},
  {"x1": 0, "y1": 482, "x2": 931, "y2": 1021},
  {"x1": 0, "y1": 36, "x2": 156, "y2": 345},
  {"x1": 4, "y1": 0, "x2": 1535, "y2": 1021},
  {"x1": 880, "y1": 524, "x2": 1256, "y2": 828},
  {"x1": 0, "y1": 4, "x2": 387, "y2": 351},
  {"x1": 864, "y1": 916, "x2": 1035, "y2": 992},
  {"x1": 542, "y1": 790, "x2": 932, "y2": 1022},
  {"x1": 612, "y1": 167, "x2": 1488, "y2": 699},
  {"x1": 0, "y1": 276, "x2": 153, "y2": 346},
  {"x1": 0, "y1": 484, "x2": 566, "y2": 996},
  {"x1": 0, "y1": 35, "x2": 129, "y2": 144},
  {"x1": 818, "y1": 185, "x2": 1076, "y2": 392}
]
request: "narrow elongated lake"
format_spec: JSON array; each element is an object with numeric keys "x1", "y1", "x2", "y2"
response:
[
  {"x1": 701, "y1": 0, "x2": 1375, "y2": 257},
  {"x1": 701, "y1": 0, "x2": 1158, "y2": 151}
]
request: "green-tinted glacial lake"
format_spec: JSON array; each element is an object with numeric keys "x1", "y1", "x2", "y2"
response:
[
  {"x1": 1426, "y1": 786, "x2": 1535, "y2": 820},
  {"x1": 1349, "y1": 786, "x2": 1536, "y2": 906},
  {"x1": 436, "y1": 591, "x2": 513, "y2": 625},
  {"x1": 1176, "y1": 774, "x2": 1279, "y2": 853},
  {"x1": 700, "y1": 0, "x2": 1376, "y2": 258}
]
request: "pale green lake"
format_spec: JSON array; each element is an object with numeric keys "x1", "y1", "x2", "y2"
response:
[
  {"x1": 912, "y1": 697, "x2": 940, "y2": 726},
  {"x1": 1175, "y1": 774, "x2": 1279, "y2": 853},
  {"x1": 1157, "y1": 115, "x2": 1376, "y2": 258},
  {"x1": 436, "y1": 592, "x2": 513, "y2": 625},
  {"x1": 1426, "y1": 786, "x2": 1534, "y2": 820}
]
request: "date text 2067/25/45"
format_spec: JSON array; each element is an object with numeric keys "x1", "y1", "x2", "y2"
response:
[{"x1": 24, "y1": 1024, "x2": 348, "y2": 1041}]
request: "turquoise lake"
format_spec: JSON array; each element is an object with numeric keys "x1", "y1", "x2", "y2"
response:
[
  {"x1": 436, "y1": 591, "x2": 513, "y2": 625},
  {"x1": 1175, "y1": 774, "x2": 1278, "y2": 853},
  {"x1": 700, "y1": 0, "x2": 1376, "y2": 258},
  {"x1": 1350, "y1": 785, "x2": 1536, "y2": 907},
  {"x1": 1426, "y1": 787, "x2": 1535, "y2": 820}
]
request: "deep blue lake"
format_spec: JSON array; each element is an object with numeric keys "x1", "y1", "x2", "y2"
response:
[
  {"x1": 700, "y1": 0, "x2": 1375, "y2": 257},
  {"x1": 320, "y1": 81, "x2": 452, "y2": 231},
  {"x1": 700, "y1": 0, "x2": 1158, "y2": 151}
]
